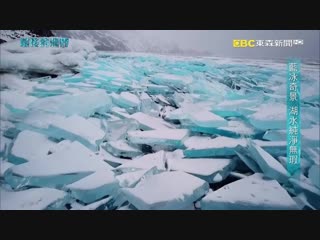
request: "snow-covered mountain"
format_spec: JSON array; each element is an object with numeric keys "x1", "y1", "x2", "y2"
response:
[{"x1": 0, "y1": 30, "x2": 54, "y2": 44}]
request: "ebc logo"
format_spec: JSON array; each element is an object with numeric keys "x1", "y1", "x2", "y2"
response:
[{"x1": 233, "y1": 40, "x2": 255, "y2": 48}]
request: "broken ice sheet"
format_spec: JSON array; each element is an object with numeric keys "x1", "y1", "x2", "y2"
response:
[
  {"x1": 184, "y1": 136, "x2": 247, "y2": 158},
  {"x1": 121, "y1": 171, "x2": 209, "y2": 210},
  {"x1": 28, "y1": 89, "x2": 112, "y2": 117},
  {"x1": 115, "y1": 151, "x2": 166, "y2": 173},
  {"x1": 111, "y1": 92, "x2": 141, "y2": 109},
  {"x1": 1, "y1": 90, "x2": 37, "y2": 114},
  {"x1": 104, "y1": 118, "x2": 139, "y2": 141},
  {"x1": 116, "y1": 167, "x2": 159, "y2": 188},
  {"x1": 0, "y1": 135, "x2": 12, "y2": 159},
  {"x1": 127, "y1": 129, "x2": 189, "y2": 149},
  {"x1": 167, "y1": 151, "x2": 236, "y2": 183},
  {"x1": 18, "y1": 113, "x2": 105, "y2": 151},
  {"x1": 65, "y1": 170, "x2": 119, "y2": 204},
  {"x1": 4, "y1": 141, "x2": 112, "y2": 190},
  {"x1": 308, "y1": 165, "x2": 320, "y2": 189},
  {"x1": 129, "y1": 112, "x2": 174, "y2": 130},
  {"x1": 99, "y1": 148, "x2": 131, "y2": 168},
  {"x1": 103, "y1": 140, "x2": 142, "y2": 158},
  {"x1": 8, "y1": 130, "x2": 56, "y2": 164},
  {"x1": 201, "y1": 173, "x2": 299, "y2": 210},
  {"x1": 245, "y1": 140, "x2": 288, "y2": 183},
  {"x1": 151, "y1": 73, "x2": 193, "y2": 90},
  {"x1": 0, "y1": 187, "x2": 69, "y2": 210},
  {"x1": 289, "y1": 178, "x2": 320, "y2": 209}
]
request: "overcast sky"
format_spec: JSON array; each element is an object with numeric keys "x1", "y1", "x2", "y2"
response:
[{"x1": 123, "y1": 30, "x2": 319, "y2": 60}]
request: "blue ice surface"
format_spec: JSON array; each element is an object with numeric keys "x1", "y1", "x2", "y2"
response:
[{"x1": 1, "y1": 51, "x2": 319, "y2": 210}]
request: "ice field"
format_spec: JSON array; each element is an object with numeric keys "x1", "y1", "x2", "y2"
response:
[{"x1": 0, "y1": 39, "x2": 319, "y2": 210}]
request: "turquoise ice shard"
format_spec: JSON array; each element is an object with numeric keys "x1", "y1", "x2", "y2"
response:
[
  {"x1": 308, "y1": 165, "x2": 320, "y2": 189},
  {"x1": 130, "y1": 112, "x2": 174, "y2": 130},
  {"x1": 0, "y1": 187, "x2": 69, "y2": 210},
  {"x1": 184, "y1": 136, "x2": 247, "y2": 158},
  {"x1": 28, "y1": 89, "x2": 112, "y2": 117},
  {"x1": 47, "y1": 115, "x2": 105, "y2": 151},
  {"x1": 8, "y1": 130, "x2": 56, "y2": 164},
  {"x1": 103, "y1": 140, "x2": 142, "y2": 158},
  {"x1": 246, "y1": 140, "x2": 288, "y2": 183},
  {"x1": 253, "y1": 140, "x2": 287, "y2": 157},
  {"x1": 127, "y1": 129, "x2": 189, "y2": 149},
  {"x1": 167, "y1": 151, "x2": 235, "y2": 183},
  {"x1": 0, "y1": 136, "x2": 11, "y2": 159},
  {"x1": 104, "y1": 119, "x2": 139, "y2": 141},
  {"x1": 151, "y1": 73, "x2": 193, "y2": 90},
  {"x1": 76, "y1": 196, "x2": 113, "y2": 210},
  {"x1": 110, "y1": 107, "x2": 131, "y2": 119},
  {"x1": 99, "y1": 148, "x2": 131, "y2": 168},
  {"x1": 235, "y1": 145, "x2": 262, "y2": 173},
  {"x1": 213, "y1": 119, "x2": 257, "y2": 138},
  {"x1": 115, "y1": 151, "x2": 166, "y2": 173},
  {"x1": 64, "y1": 170, "x2": 119, "y2": 204},
  {"x1": 144, "y1": 84, "x2": 174, "y2": 95},
  {"x1": 248, "y1": 103, "x2": 287, "y2": 130},
  {"x1": 212, "y1": 99, "x2": 257, "y2": 117},
  {"x1": 289, "y1": 178, "x2": 320, "y2": 209},
  {"x1": 18, "y1": 112, "x2": 105, "y2": 151},
  {"x1": 4, "y1": 141, "x2": 112, "y2": 190},
  {"x1": 116, "y1": 167, "x2": 159, "y2": 188},
  {"x1": 201, "y1": 173, "x2": 299, "y2": 210},
  {"x1": 1, "y1": 90, "x2": 36, "y2": 114},
  {"x1": 121, "y1": 171, "x2": 209, "y2": 210},
  {"x1": 0, "y1": 160, "x2": 13, "y2": 178},
  {"x1": 111, "y1": 92, "x2": 140, "y2": 109}
]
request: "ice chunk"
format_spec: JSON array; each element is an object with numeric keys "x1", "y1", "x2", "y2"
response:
[
  {"x1": 77, "y1": 196, "x2": 113, "y2": 210},
  {"x1": 8, "y1": 130, "x2": 56, "y2": 164},
  {"x1": 111, "y1": 92, "x2": 140, "y2": 109},
  {"x1": 167, "y1": 156, "x2": 235, "y2": 183},
  {"x1": 115, "y1": 151, "x2": 166, "y2": 173},
  {"x1": 190, "y1": 110, "x2": 228, "y2": 128},
  {"x1": 0, "y1": 160, "x2": 13, "y2": 177},
  {"x1": 122, "y1": 171, "x2": 209, "y2": 210},
  {"x1": 184, "y1": 136, "x2": 247, "y2": 158},
  {"x1": 144, "y1": 83, "x2": 174, "y2": 95},
  {"x1": 130, "y1": 112, "x2": 173, "y2": 130},
  {"x1": 48, "y1": 115, "x2": 105, "y2": 151},
  {"x1": 289, "y1": 178, "x2": 320, "y2": 209},
  {"x1": 246, "y1": 141, "x2": 288, "y2": 183},
  {"x1": 252, "y1": 140, "x2": 287, "y2": 156},
  {"x1": 26, "y1": 116, "x2": 97, "y2": 148},
  {"x1": 127, "y1": 129, "x2": 189, "y2": 149},
  {"x1": 29, "y1": 89, "x2": 112, "y2": 117},
  {"x1": 308, "y1": 165, "x2": 320, "y2": 189},
  {"x1": 0, "y1": 136, "x2": 12, "y2": 159},
  {"x1": 99, "y1": 148, "x2": 131, "y2": 167},
  {"x1": 201, "y1": 173, "x2": 298, "y2": 210},
  {"x1": 4, "y1": 141, "x2": 112, "y2": 189},
  {"x1": 110, "y1": 107, "x2": 131, "y2": 119},
  {"x1": 0, "y1": 187, "x2": 69, "y2": 210},
  {"x1": 235, "y1": 145, "x2": 262, "y2": 173},
  {"x1": 104, "y1": 119, "x2": 139, "y2": 141},
  {"x1": 212, "y1": 99, "x2": 257, "y2": 117},
  {"x1": 116, "y1": 167, "x2": 159, "y2": 188},
  {"x1": 103, "y1": 140, "x2": 142, "y2": 158},
  {"x1": 65, "y1": 170, "x2": 119, "y2": 204},
  {"x1": 1, "y1": 91, "x2": 36, "y2": 113},
  {"x1": 249, "y1": 103, "x2": 287, "y2": 130},
  {"x1": 151, "y1": 73, "x2": 192, "y2": 90}
]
